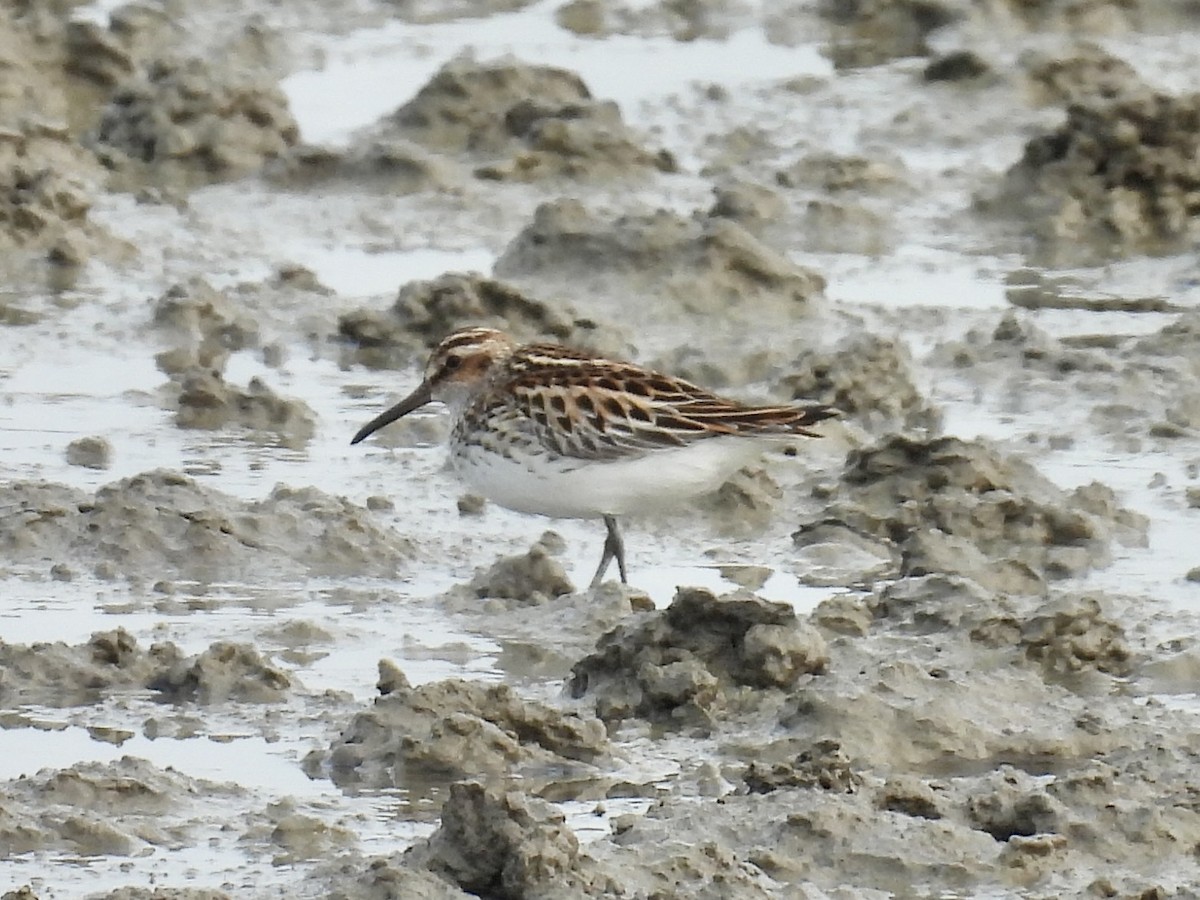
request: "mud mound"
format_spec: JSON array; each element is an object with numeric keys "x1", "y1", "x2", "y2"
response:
[
  {"x1": 338, "y1": 272, "x2": 612, "y2": 370},
  {"x1": 0, "y1": 629, "x2": 293, "y2": 706},
  {"x1": 318, "y1": 672, "x2": 608, "y2": 794},
  {"x1": 0, "y1": 629, "x2": 172, "y2": 706},
  {"x1": 0, "y1": 757, "x2": 240, "y2": 859},
  {"x1": 388, "y1": 0, "x2": 539, "y2": 24},
  {"x1": 569, "y1": 587, "x2": 828, "y2": 727},
  {"x1": 995, "y1": 91, "x2": 1200, "y2": 261},
  {"x1": 811, "y1": 435, "x2": 1147, "y2": 592},
  {"x1": 93, "y1": 56, "x2": 299, "y2": 189},
  {"x1": 0, "y1": 471, "x2": 415, "y2": 582},
  {"x1": 494, "y1": 199, "x2": 826, "y2": 316},
  {"x1": 0, "y1": 10, "x2": 105, "y2": 276},
  {"x1": 743, "y1": 738, "x2": 862, "y2": 794},
  {"x1": 382, "y1": 56, "x2": 673, "y2": 180},
  {"x1": 1131, "y1": 307, "x2": 1200, "y2": 373},
  {"x1": 583, "y1": 572, "x2": 1192, "y2": 897},
  {"x1": 779, "y1": 333, "x2": 940, "y2": 433},
  {"x1": 91, "y1": 889, "x2": 232, "y2": 900}
]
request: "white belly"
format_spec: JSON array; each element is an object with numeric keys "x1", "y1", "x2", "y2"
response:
[{"x1": 450, "y1": 436, "x2": 770, "y2": 519}]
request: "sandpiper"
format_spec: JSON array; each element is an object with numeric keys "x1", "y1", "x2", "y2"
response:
[{"x1": 351, "y1": 327, "x2": 837, "y2": 587}]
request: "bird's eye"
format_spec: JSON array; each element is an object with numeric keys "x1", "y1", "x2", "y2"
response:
[{"x1": 444, "y1": 356, "x2": 462, "y2": 371}]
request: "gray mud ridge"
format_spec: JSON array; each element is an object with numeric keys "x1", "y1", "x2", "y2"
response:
[
  {"x1": 0, "y1": 469, "x2": 415, "y2": 582},
  {"x1": 312, "y1": 667, "x2": 608, "y2": 800},
  {"x1": 933, "y1": 308, "x2": 1200, "y2": 450},
  {"x1": 281, "y1": 55, "x2": 673, "y2": 188},
  {"x1": 803, "y1": 434, "x2": 1148, "y2": 593},
  {"x1": 0, "y1": 628, "x2": 292, "y2": 707},
  {"x1": 152, "y1": 278, "x2": 261, "y2": 374},
  {"x1": 1020, "y1": 41, "x2": 1145, "y2": 107}
]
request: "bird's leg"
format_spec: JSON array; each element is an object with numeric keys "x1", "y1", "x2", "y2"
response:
[{"x1": 590, "y1": 515, "x2": 628, "y2": 588}]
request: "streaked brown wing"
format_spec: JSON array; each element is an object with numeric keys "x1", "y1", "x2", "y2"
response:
[{"x1": 485, "y1": 348, "x2": 837, "y2": 461}]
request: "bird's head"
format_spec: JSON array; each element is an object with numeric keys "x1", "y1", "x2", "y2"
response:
[{"x1": 350, "y1": 327, "x2": 516, "y2": 445}]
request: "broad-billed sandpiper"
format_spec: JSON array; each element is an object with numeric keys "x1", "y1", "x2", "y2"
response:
[{"x1": 351, "y1": 327, "x2": 837, "y2": 586}]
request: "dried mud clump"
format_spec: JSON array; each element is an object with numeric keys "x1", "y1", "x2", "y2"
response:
[
  {"x1": 383, "y1": 57, "x2": 674, "y2": 180},
  {"x1": 0, "y1": 145, "x2": 96, "y2": 271},
  {"x1": 65, "y1": 435, "x2": 112, "y2": 469},
  {"x1": 569, "y1": 587, "x2": 828, "y2": 726},
  {"x1": 743, "y1": 739, "x2": 862, "y2": 794},
  {"x1": 1021, "y1": 43, "x2": 1145, "y2": 106},
  {"x1": 405, "y1": 781, "x2": 616, "y2": 899},
  {"x1": 338, "y1": 272, "x2": 608, "y2": 369},
  {"x1": 93, "y1": 56, "x2": 299, "y2": 188},
  {"x1": 172, "y1": 369, "x2": 316, "y2": 447},
  {"x1": 814, "y1": 435, "x2": 1147, "y2": 593},
  {"x1": 150, "y1": 641, "x2": 293, "y2": 703},
  {"x1": 971, "y1": 594, "x2": 1133, "y2": 677},
  {"x1": 494, "y1": 199, "x2": 826, "y2": 316},
  {"x1": 995, "y1": 92, "x2": 1200, "y2": 261},
  {"x1": 987, "y1": 0, "x2": 1140, "y2": 31},
  {"x1": 779, "y1": 333, "x2": 940, "y2": 434},
  {"x1": 319, "y1": 674, "x2": 607, "y2": 793},
  {"x1": 440, "y1": 537, "x2": 653, "y2": 665},
  {"x1": 460, "y1": 533, "x2": 575, "y2": 604},
  {"x1": 0, "y1": 471, "x2": 416, "y2": 582}
]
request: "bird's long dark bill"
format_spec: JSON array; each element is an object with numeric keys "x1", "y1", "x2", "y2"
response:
[{"x1": 350, "y1": 382, "x2": 433, "y2": 445}]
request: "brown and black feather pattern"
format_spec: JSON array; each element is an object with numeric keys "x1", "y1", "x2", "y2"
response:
[{"x1": 460, "y1": 342, "x2": 838, "y2": 462}]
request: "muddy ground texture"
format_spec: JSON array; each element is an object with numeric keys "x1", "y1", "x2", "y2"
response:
[{"x1": 3, "y1": 0, "x2": 1200, "y2": 897}]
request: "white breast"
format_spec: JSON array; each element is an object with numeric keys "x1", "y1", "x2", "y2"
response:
[{"x1": 448, "y1": 436, "x2": 771, "y2": 519}]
